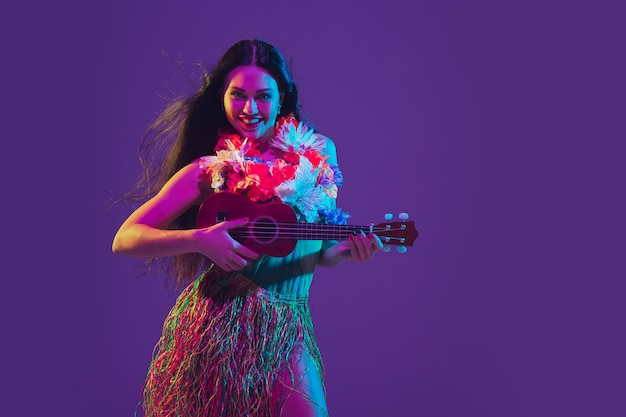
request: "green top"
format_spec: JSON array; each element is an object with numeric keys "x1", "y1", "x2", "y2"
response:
[{"x1": 240, "y1": 240, "x2": 325, "y2": 295}]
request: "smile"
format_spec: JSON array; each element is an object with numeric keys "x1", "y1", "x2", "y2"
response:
[{"x1": 239, "y1": 116, "x2": 262, "y2": 127}]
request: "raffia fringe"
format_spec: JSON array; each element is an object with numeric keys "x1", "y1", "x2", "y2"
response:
[{"x1": 139, "y1": 265, "x2": 324, "y2": 417}]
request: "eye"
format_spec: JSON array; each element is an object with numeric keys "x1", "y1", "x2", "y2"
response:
[
  {"x1": 257, "y1": 93, "x2": 272, "y2": 102},
  {"x1": 229, "y1": 90, "x2": 245, "y2": 99}
]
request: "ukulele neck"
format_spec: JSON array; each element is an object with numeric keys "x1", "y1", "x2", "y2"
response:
[{"x1": 290, "y1": 223, "x2": 369, "y2": 240}]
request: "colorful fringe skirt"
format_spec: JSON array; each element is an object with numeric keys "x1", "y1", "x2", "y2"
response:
[{"x1": 140, "y1": 265, "x2": 325, "y2": 417}]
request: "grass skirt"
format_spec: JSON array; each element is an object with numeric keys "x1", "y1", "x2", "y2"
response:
[{"x1": 140, "y1": 265, "x2": 324, "y2": 417}]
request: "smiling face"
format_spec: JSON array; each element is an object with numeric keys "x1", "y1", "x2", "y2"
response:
[{"x1": 223, "y1": 65, "x2": 283, "y2": 142}]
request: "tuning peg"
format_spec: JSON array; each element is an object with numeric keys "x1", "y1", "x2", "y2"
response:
[
  {"x1": 384, "y1": 213, "x2": 393, "y2": 222},
  {"x1": 383, "y1": 245, "x2": 391, "y2": 253},
  {"x1": 396, "y1": 245, "x2": 407, "y2": 254},
  {"x1": 399, "y1": 212, "x2": 409, "y2": 221}
]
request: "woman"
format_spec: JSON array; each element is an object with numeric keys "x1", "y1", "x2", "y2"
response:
[{"x1": 113, "y1": 39, "x2": 381, "y2": 417}]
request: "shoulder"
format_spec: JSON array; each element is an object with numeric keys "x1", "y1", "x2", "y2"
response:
[
  {"x1": 158, "y1": 159, "x2": 212, "y2": 204},
  {"x1": 167, "y1": 159, "x2": 205, "y2": 185},
  {"x1": 316, "y1": 133, "x2": 338, "y2": 165}
]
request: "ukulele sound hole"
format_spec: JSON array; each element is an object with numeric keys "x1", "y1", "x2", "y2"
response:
[{"x1": 251, "y1": 216, "x2": 278, "y2": 244}]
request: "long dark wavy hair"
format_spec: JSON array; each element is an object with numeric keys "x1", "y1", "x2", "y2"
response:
[{"x1": 123, "y1": 39, "x2": 302, "y2": 287}]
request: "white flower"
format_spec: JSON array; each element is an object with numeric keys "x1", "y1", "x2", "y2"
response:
[
  {"x1": 199, "y1": 155, "x2": 225, "y2": 191},
  {"x1": 199, "y1": 139, "x2": 253, "y2": 192},
  {"x1": 274, "y1": 157, "x2": 333, "y2": 222},
  {"x1": 272, "y1": 120, "x2": 325, "y2": 153},
  {"x1": 323, "y1": 183, "x2": 338, "y2": 199}
]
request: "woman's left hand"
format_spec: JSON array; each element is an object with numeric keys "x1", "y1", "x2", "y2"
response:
[
  {"x1": 344, "y1": 230, "x2": 384, "y2": 262},
  {"x1": 318, "y1": 230, "x2": 384, "y2": 267},
  {"x1": 318, "y1": 230, "x2": 383, "y2": 267},
  {"x1": 320, "y1": 230, "x2": 381, "y2": 264}
]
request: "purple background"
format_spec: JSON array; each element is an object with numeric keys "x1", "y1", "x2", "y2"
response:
[{"x1": 3, "y1": 1, "x2": 625, "y2": 416}]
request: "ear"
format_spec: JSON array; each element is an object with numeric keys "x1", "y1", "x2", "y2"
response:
[{"x1": 279, "y1": 92, "x2": 285, "y2": 105}]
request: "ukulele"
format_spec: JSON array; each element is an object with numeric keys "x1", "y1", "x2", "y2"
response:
[{"x1": 196, "y1": 191, "x2": 418, "y2": 257}]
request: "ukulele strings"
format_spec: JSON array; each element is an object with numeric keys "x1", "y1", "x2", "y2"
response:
[
  {"x1": 229, "y1": 223, "x2": 408, "y2": 242},
  {"x1": 230, "y1": 232, "x2": 408, "y2": 243},
  {"x1": 230, "y1": 221, "x2": 407, "y2": 230}
]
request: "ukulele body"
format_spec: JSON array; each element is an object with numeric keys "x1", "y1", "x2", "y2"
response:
[{"x1": 197, "y1": 192, "x2": 299, "y2": 257}]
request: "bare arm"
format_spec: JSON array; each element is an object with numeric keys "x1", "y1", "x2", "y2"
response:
[{"x1": 112, "y1": 162, "x2": 258, "y2": 271}]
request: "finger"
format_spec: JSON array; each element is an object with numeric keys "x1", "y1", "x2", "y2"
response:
[
  {"x1": 358, "y1": 230, "x2": 375, "y2": 258},
  {"x1": 368, "y1": 233, "x2": 384, "y2": 251},
  {"x1": 217, "y1": 261, "x2": 233, "y2": 272},
  {"x1": 228, "y1": 259, "x2": 244, "y2": 270},
  {"x1": 232, "y1": 252, "x2": 255, "y2": 269},
  {"x1": 221, "y1": 259, "x2": 241, "y2": 271},
  {"x1": 233, "y1": 242, "x2": 259, "y2": 260},
  {"x1": 349, "y1": 233, "x2": 370, "y2": 262},
  {"x1": 214, "y1": 254, "x2": 242, "y2": 272},
  {"x1": 358, "y1": 231, "x2": 379, "y2": 259},
  {"x1": 220, "y1": 217, "x2": 249, "y2": 230},
  {"x1": 348, "y1": 235, "x2": 360, "y2": 261},
  {"x1": 236, "y1": 255, "x2": 250, "y2": 268}
]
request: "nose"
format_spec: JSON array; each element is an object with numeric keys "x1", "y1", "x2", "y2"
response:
[{"x1": 243, "y1": 98, "x2": 258, "y2": 115}]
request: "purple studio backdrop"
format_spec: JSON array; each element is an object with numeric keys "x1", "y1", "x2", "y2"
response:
[{"x1": 2, "y1": 1, "x2": 625, "y2": 416}]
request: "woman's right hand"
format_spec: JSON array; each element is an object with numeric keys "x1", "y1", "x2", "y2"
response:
[{"x1": 193, "y1": 217, "x2": 259, "y2": 271}]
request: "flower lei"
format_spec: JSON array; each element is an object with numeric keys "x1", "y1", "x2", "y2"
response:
[{"x1": 199, "y1": 115, "x2": 350, "y2": 224}]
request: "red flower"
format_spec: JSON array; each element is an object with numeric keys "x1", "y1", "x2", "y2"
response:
[
  {"x1": 226, "y1": 169, "x2": 243, "y2": 192},
  {"x1": 215, "y1": 131, "x2": 261, "y2": 157},
  {"x1": 230, "y1": 162, "x2": 278, "y2": 202},
  {"x1": 271, "y1": 159, "x2": 297, "y2": 185},
  {"x1": 283, "y1": 151, "x2": 300, "y2": 165},
  {"x1": 274, "y1": 114, "x2": 298, "y2": 134},
  {"x1": 303, "y1": 149, "x2": 325, "y2": 168},
  {"x1": 215, "y1": 132, "x2": 242, "y2": 151}
]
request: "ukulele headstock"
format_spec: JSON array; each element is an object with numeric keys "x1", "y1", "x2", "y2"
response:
[{"x1": 375, "y1": 212, "x2": 418, "y2": 253}]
